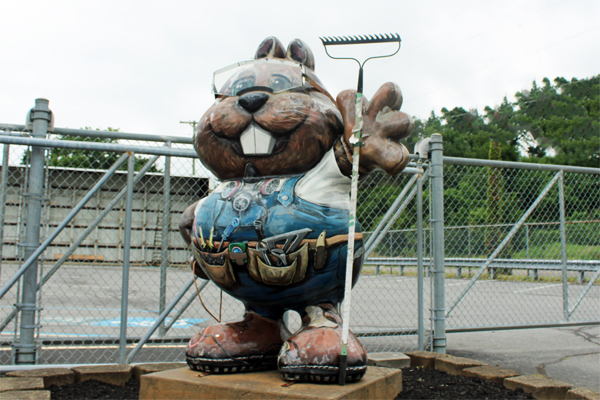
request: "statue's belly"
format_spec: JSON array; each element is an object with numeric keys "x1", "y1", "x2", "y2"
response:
[{"x1": 190, "y1": 176, "x2": 362, "y2": 315}]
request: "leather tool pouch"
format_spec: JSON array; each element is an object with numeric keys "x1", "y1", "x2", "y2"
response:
[
  {"x1": 247, "y1": 243, "x2": 308, "y2": 286},
  {"x1": 196, "y1": 249, "x2": 236, "y2": 288}
]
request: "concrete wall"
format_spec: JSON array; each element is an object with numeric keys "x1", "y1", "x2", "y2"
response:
[{"x1": 1, "y1": 165, "x2": 208, "y2": 266}]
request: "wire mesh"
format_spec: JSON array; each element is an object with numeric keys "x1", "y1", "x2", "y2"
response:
[
  {"x1": 356, "y1": 169, "x2": 432, "y2": 352},
  {"x1": 443, "y1": 164, "x2": 599, "y2": 329}
]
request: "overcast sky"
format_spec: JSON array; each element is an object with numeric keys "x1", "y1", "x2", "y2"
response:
[{"x1": 1, "y1": 0, "x2": 598, "y2": 140}]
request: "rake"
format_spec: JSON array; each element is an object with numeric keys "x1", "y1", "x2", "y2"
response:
[{"x1": 319, "y1": 33, "x2": 402, "y2": 385}]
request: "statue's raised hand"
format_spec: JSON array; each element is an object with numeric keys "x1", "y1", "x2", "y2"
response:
[{"x1": 336, "y1": 82, "x2": 414, "y2": 175}]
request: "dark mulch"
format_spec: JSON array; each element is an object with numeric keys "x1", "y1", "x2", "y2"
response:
[
  {"x1": 49, "y1": 379, "x2": 140, "y2": 400},
  {"x1": 48, "y1": 368, "x2": 534, "y2": 400},
  {"x1": 395, "y1": 367, "x2": 534, "y2": 400}
]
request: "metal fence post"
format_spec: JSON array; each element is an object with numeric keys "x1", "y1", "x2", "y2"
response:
[
  {"x1": 430, "y1": 133, "x2": 446, "y2": 354},
  {"x1": 558, "y1": 171, "x2": 569, "y2": 321},
  {"x1": 15, "y1": 99, "x2": 50, "y2": 364},
  {"x1": 158, "y1": 143, "x2": 171, "y2": 337},
  {"x1": 526, "y1": 224, "x2": 530, "y2": 259},
  {"x1": 417, "y1": 166, "x2": 425, "y2": 351},
  {"x1": 0, "y1": 140, "x2": 10, "y2": 280},
  {"x1": 118, "y1": 154, "x2": 135, "y2": 364}
]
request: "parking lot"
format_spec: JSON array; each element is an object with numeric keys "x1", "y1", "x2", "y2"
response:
[{"x1": 1, "y1": 264, "x2": 598, "y2": 390}]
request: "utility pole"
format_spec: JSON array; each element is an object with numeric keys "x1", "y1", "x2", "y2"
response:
[{"x1": 180, "y1": 121, "x2": 198, "y2": 175}]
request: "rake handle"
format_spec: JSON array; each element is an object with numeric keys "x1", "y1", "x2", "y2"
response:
[
  {"x1": 338, "y1": 92, "x2": 363, "y2": 386},
  {"x1": 357, "y1": 67, "x2": 363, "y2": 94}
]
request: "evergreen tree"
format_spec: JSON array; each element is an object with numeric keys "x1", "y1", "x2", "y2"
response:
[{"x1": 412, "y1": 75, "x2": 599, "y2": 167}]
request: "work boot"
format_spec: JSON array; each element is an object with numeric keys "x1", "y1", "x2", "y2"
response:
[
  {"x1": 186, "y1": 311, "x2": 284, "y2": 373},
  {"x1": 277, "y1": 304, "x2": 367, "y2": 383}
]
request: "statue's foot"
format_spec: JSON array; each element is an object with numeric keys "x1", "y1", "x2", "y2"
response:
[
  {"x1": 186, "y1": 311, "x2": 284, "y2": 373},
  {"x1": 277, "y1": 304, "x2": 367, "y2": 383}
]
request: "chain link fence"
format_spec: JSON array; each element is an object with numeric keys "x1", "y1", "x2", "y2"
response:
[
  {"x1": 0, "y1": 126, "x2": 434, "y2": 365},
  {"x1": 0, "y1": 101, "x2": 598, "y2": 367},
  {"x1": 0, "y1": 138, "x2": 212, "y2": 365}
]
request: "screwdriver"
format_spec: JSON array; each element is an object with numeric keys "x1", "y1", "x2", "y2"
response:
[{"x1": 217, "y1": 217, "x2": 240, "y2": 252}]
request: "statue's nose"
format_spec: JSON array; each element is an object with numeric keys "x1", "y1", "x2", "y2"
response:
[{"x1": 238, "y1": 92, "x2": 270, "y2": 113}]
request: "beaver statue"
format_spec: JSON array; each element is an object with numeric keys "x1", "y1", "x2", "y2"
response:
[{"x1": 179, "y1": 36, "x2": 414, "y2": 383}]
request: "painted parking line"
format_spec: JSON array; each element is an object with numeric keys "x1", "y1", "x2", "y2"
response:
[
  {"x1": 91, "y1": 317, "x2": 205, "y2": 328},
  {"x1": 513, "y1": 284, "x2": 561, "y2": 294},
  {"x1": 0, "y1": 332, "x2": 114, "y2": 338}
]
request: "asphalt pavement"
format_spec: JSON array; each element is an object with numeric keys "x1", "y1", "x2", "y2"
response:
[
  {"x1": 447, "y1": 325, "x2": 600, "y2": 393},
  {"x1": 0, "y1": 264, "x2": 598, "y2": 391}
]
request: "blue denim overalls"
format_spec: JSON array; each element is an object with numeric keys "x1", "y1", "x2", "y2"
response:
[{"x1": 192, "y1": 175, "x2": 363, "y2": 319}]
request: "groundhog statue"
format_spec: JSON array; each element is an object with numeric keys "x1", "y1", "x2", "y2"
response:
[{"x1": 179, "y1": 36, "x2": 413, "y2": 383}]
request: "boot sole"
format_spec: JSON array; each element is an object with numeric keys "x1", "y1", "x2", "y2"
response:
[
  {"x1": 187, "y1": 354, "x2": 278, "y2": 373},
  {"x1": 279, "y1": 365, "x2": 367, "y2": 383}
]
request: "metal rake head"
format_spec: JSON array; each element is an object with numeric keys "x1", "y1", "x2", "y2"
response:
[
  {"x1": 319, "y1": 33, "x2": 401, "y2": 46},
  {"x1": 319, "y1": 33, "x2": 402, "y2": 92}
]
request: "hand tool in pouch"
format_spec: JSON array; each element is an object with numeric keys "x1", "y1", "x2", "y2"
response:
[{"x1": 217, "y1": 217, "x2": 240, "y2": 252}]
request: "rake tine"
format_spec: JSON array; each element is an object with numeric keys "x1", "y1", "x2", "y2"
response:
[{"x1": 321, "y1": 33, "x2": 401, "y2": 46}]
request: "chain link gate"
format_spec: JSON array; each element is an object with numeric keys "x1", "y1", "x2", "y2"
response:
[{"x1": 442, "y1": 160, "x2": 599, "y2": 330}]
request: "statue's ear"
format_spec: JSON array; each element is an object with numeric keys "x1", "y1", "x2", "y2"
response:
[
  {"x1": 255, "y1": 37, "x2": 286, "y2": 59},
  {"x1": 286, "y1": 39, "x2": 315, "y2": 70}
]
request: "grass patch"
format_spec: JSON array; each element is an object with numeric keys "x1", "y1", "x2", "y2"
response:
[
  {"x1": 512, "y1": 242, "x2": 600, "y2": 260},
  {"x1": 362, "y1": 265, "x2": 600, "y2": 284}
]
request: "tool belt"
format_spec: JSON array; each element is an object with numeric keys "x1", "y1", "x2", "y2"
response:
[{"x1": 190, "y1": 233, "x2": 363, "y2": 288}]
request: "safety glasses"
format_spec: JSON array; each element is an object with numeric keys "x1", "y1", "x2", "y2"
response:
[{"x1": 212, "y1": 58, "x2": 335, "y2": 102}]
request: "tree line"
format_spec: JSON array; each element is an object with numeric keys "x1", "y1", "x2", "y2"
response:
[
  {"x1": 22, "y1": 127, "x2": 160, "y2": 172},
  {"x1": 360, "y1": 75, "x2": 599, "y2": 260},
  {"x1": 407, "y1": 75, "x2": 599, "y2": 168}
]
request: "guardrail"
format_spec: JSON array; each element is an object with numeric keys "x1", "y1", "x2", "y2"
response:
[{"x1": 366, "y1": 257, "x2": 600, "y2": 282}]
